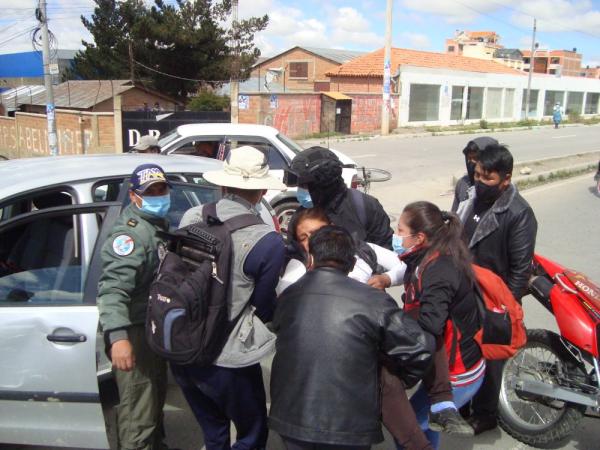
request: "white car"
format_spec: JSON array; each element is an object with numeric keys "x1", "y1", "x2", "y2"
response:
[
  {"x1": 158, "y1": 123, "x2": 359, "y2": 233},
  {"x1": 0, "y1": 153, "x2": 278, "y2": 449}
]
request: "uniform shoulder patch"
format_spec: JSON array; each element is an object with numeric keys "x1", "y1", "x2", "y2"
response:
[
  {"x1": 127, "y1": 218, "x2": 138, "y2": 228},
  {"x1": 112, "y1": 234, "x2": 135, "y2": 256}
]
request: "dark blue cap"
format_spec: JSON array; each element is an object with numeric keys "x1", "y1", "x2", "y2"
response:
[{"x1": 130, "y1": 163, "x2": 171, "y2": 193}]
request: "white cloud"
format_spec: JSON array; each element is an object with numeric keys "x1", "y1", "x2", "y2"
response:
[
  {"x1": 332, "y1": 7, "x2": 372, "y2": 33},
  {"x1": 400, "y1": 32, "x2": 431, "y2": 50},
  {"x1": 510, "y1": 1, "x2": 600, "y2": 34},
  {"x1": 401, "y1": 0, "x2": 511, "y2": 24}
]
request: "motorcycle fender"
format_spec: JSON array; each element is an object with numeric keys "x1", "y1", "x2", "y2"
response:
[{"x1": 550, "y1": 285, "x2": 599, "y2": 357}]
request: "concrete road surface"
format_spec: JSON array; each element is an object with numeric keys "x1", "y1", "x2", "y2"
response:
[{"x1": 326, "y1": 125, "x2": 600, "y2": 218}]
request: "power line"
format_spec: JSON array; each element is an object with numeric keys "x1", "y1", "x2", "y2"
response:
[
  {"x1": 0, "y1": 27, "x2": 36, "y2": 48},
  {"x1": 133, "y1": 59, "x2": 233, "y2": 83}
]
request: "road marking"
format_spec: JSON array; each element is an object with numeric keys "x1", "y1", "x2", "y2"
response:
[
  {"x1": 551, "y1": 134, "x2": 577, "y2": 139},
  {"x1": 353, "y1": 153, "x2": 376, "y2": 159}
]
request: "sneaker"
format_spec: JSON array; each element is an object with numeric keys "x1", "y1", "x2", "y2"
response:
[
  {"x1": 428, "y1": 408, "x2": 474, "y2": 436},
  {"x1": 467, "y1": 414, "x2": 498, "y2": 435}
]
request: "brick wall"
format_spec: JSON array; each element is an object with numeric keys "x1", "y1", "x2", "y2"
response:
[
  {"x1": 239, "y1": 93, "x2": 321, "y2": 138},
  {"x1": 98, "y1": 88, "x2": 179, "y2": 111},
  {"x1": 0, "y1": 109, "x2": 117, "y2": 159},
  {"x1": 347, "y1": 94, "x2": 399, "y2": 134},
  {"x1": 329, "y1": 76, "x2": 387, "y2": 94},
  {"x1": 253, "y1": 49, "x2": 341, "y2": 92},
  {"x1": 236, "y1": 92, "x2": 398, "y2": 137}
]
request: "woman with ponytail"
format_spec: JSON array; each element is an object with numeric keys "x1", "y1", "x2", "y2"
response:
[{"x1": 391, "y1": 201, "x2": 484, "y2": 449}]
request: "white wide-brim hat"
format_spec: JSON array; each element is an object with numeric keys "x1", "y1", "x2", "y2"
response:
[{"x1": 203, "y1": 145, "x2": 286, "y2": 190}]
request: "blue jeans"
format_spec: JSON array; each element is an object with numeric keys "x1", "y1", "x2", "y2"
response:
[{"x1": 395, "y1": 375, "x2": 484, "y2": 450}]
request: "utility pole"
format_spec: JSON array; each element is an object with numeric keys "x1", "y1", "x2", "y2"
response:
[
  {"x1": 230, "y1": 0, "x2": 239, "y2": 124},
  {"x1": 128, "y1": 40, "x2": 135, "y2": 82},
  {"x1": 39, "y1": 0, "x2": 58, "y2": 156},
  {"x1": 381, "y1": 0, "x2": 393, "y2": 135},
  {"x1": 524, "y1": 17, "x2": 537, "y2": 120}
]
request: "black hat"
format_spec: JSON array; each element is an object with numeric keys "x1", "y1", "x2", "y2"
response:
[
  {"x1": 463, "y1": 136, "x2": 498, "y2": 154},
  {"x1": 289, "y1": 146, "x2": 343, "y2": 186}
]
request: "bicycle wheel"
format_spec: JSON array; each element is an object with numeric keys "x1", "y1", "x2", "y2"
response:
[{"x1": 362, "y1": 168, "x2": 391, "y2": 183}]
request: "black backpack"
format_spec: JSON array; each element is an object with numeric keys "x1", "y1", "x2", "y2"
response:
[{"x1": 146, "y1": 202, "x2": 263, "y2": 366}]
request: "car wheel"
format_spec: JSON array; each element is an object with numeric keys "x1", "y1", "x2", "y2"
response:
[{"x1": 274, "y1": 200, "x2": 299, "y2": 238}]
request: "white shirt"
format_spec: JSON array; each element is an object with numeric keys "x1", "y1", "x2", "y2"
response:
[{"x1": 276, "y1": 243, "x2": 406, "y2": 295}]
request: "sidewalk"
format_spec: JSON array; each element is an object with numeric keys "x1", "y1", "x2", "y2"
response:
[{"x1": 298, "y1": 122, "x2": 600, "y2": 147}]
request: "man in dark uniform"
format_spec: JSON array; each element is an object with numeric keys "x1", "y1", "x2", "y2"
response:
[
  {"x1": 288, "y1": 146, "x2": 393, "y2": 250},
  {"x1": 97, "y1": 163, "x2": 172, "y2": 450}
]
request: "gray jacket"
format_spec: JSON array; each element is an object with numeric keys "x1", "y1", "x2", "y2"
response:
[{"x1": 180, "y1": 194, "x2": 277, "y2": 367}]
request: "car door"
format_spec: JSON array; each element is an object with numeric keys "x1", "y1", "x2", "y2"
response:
[{"x1": 0, "y1": 201, "x2": 119, "y2": 449}]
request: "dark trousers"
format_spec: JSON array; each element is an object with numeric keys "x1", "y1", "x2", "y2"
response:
[
  {"x1": 471, "y1": 359, "x2": 505, "y2": 417},
  {"x1": 171, "y1": 363, "x2": 268, "y2": 450},
  {"x1": 422, "y1": 338, "x2": 453, "y2": 404},
  {"x1": 381, "y1": 367, "x2": 434, "y2": 450},
  {"x1": 281, "y1": 436, "x2": 370, "y2": 450}
]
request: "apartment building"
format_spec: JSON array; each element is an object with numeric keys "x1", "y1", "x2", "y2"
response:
[{"x1": 522, "y1": 49, "x2": 583, "y2": 76}]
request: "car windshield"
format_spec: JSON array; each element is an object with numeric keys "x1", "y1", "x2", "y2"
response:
[
  {"x1": 158, "y1": 129, "x2": 182, "y2": 148},
  {"x1": 277, "y1": 133, "x2": 304, "y2": 155}
]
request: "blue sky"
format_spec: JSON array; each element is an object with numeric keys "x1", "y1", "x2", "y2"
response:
[{"x1": 2, "y1": 1, "x2": 600, "y2": 66}]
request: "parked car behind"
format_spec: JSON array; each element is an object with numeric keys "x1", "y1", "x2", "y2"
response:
[
  {"x1": 0, "y1": 153, "x2": 277, "y2": 449},
  {"x1": 158, "y1": 123, "x2": 359, "y2": 233}
]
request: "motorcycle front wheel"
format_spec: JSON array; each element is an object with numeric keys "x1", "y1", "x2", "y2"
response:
[{"x1": 499, "y1": 329, "x2": 587, "y2": 448}]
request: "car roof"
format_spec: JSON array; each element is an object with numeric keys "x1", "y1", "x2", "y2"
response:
[
  {"x1": 173, "y1": 123, "x2": 280, "y2": 138},
  {"x1": 0, "y1": 153, "x2": 222, "y2": 199}
]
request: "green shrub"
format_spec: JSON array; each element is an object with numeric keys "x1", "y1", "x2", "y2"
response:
[
  {"x1": 188, "y1": 91, "x2": 230, "y2": 111},
  {"x1": 479, "y1": 119, "x2": 488, "y2": 129}
]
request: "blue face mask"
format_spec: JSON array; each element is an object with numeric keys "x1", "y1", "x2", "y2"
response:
[
  {"x1": 296, "y1": 187, "x2": 313, "y2": 208},
  {"x1": 392, "y1": 234, "x2": 413, "y2": 255},
  {"x1": 138, "y1": 193, "x2": 171, "y2": 218}
]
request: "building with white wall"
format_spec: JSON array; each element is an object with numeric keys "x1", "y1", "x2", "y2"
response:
[{"x1": 398, "y1": 65, "x2": 600, "y2": 127}]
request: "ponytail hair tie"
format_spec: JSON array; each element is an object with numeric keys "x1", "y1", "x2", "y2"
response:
[{"x1": 441, "y1": 211, "x2": 451, "y2": 223}]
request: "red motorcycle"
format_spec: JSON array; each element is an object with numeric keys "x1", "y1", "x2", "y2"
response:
[{"x1": 499, "y1": 254, "x2": 600, "y2": 447}]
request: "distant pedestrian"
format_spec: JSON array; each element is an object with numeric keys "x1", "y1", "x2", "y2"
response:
[
  {"x1": 131, "y1": 135, "x2": 161, "y2": 154},
  {"x1": 269, "y1": 225, "x2": 434, "y2": 450},
  {"x1": 152, "y1": 102, "x2": 162, "y2": 113},
  {"x1": 451, "y1": 137, "x2": 498, "y2": 212},
  {"x1": 288, "y1": 146, "x2": 393, "y2": 249},
  {"x1": 553, "y1": 103, "x2": 562, "y2": 128}
]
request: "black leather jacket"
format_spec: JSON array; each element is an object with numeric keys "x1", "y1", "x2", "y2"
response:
[
  {"x1": 309, "y1": 181, "x2": 393, "y2": 250},
  {"x1": 457, "y1": 184, "x2": 538, "y2": 301},
  {"x1": 269, "y1": 267, "x2": 434, "y2": 446}
]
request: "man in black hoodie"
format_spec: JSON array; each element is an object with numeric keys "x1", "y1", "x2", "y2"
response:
[
  {"x1": 451, "y1": 137, "x2": 498, "y2": 213},
  {"x1": 288, "y1": 146, "x2": 393, "y2": 250}
]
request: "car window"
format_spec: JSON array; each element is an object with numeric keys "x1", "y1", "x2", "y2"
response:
[
  {"x1": 277, "y1": 133, "x2": 304, "y2": 155},
  {"x1": 123, "y1": 182, "x2": 220, "y2": 230},
  {"x1": 171, "y1": 138, "x2": 223, "y2": 158},
  {"x1": 157, "y1": 129, "x2": 182, "y2": 148},
  {"x1": 0, "y1": 211, "x2": 97, "y2": 305},
  {"x1": 228, "y1": 137, "x2": 288, "y2": 170},
  {"x1": 0, "y1": 190, "x2": 75, "y2": 223},
  {"x1": 93, "y1": 179, "x2": 124, "y2": 202}
]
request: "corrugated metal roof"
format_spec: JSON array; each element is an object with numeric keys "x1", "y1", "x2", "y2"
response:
[
  {"x1": 27, "y1": 79, "x2": 134, "y2": 109},
  {"x1": 0, "y1": 85, "x2": 46, "y2": 110},
  {"x1": 301, "y1": 47, "x2": 366, "y2": 64}
]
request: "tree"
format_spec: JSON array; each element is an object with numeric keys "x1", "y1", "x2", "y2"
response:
[{"x1": 67, "y1": 0, "x2": 268, "y2": 100}]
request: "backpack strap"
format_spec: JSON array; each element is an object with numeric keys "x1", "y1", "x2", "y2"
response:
[
  {"x1": 201, "y1": 201, "x2": 264, "y2": 232},
  {"x1": 349, "y1": 188, "x2": 367, "y2": 229}
]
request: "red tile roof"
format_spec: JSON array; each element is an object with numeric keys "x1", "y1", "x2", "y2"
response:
[
  {"x1": 467, "y1": 31, "x2": 498, "y2": 38},
  {"x1": 326, "y1": 48, "x2": 524, "y2": 78}
]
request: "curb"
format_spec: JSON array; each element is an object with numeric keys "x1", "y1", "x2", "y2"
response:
[{"x1": 299, "y1": 122, "x2": 600, "y2": 146}]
